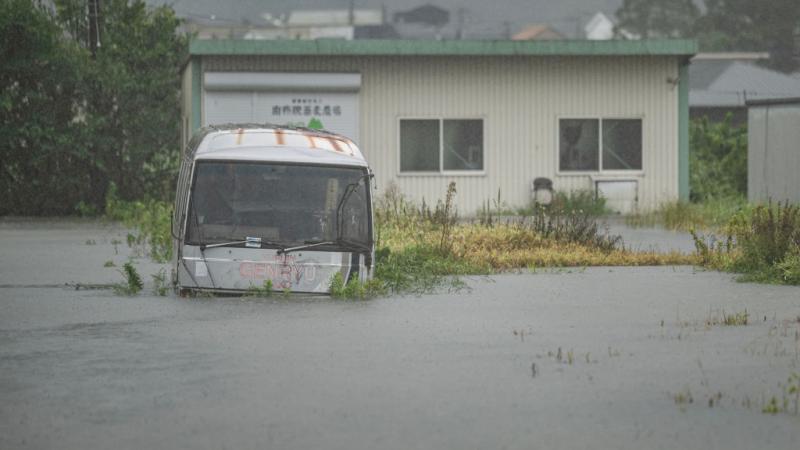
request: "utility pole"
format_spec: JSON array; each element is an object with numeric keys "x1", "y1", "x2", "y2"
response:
[
  {"x1": 88, "y1": 0, "x2": 101, "y2": 57},
  {"x1": 456, "y1": 7, "x2": 466, "y2": 40},
  {"x1": 348, "y1": 0, "x2": 355, "y2": 26}
]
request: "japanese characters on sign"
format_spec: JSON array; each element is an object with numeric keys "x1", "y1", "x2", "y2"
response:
[{"x1": 271, "y1": 97, "x2": 342, "y2": 117}]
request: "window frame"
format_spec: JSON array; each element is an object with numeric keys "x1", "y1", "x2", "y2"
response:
[
  {"x1": 556, "y1": 115, "x2": 645, "y2": 176},
  {"x1": 397, "y1": 116, "x2": 487, "y2": 177}
]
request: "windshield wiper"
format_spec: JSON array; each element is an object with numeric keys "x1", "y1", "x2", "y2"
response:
[
  {"x1": 277, "y1": 238, "x2": 371, "y2": 255},
  {"x1": 200, "y1": 237, "x2": 287, "y2": 250}
]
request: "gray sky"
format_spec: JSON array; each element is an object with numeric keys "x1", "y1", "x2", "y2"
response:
[{"x1": 152, "y1": 0, "x2": 624, "y2": 37}]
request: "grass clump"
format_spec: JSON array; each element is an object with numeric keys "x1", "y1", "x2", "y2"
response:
[
  {"x1": 763, "y1": 374, "x2": 800, "y2": 416},
  {"x1": 246, "y1": 279, "x2": 273, "y2": 297},
  {"x1": 693, "y1": 201, "x2": 800, "y2": 285},
  {"x1": 105, "y1": 184, "x2": 173, "y2": 263},
  {"x1": 627, "y1": 196, "x2": 750, "y2": 232},
  {"x1": 114, "y1": 261, "x2": 143, "y2": 295},
  {"x1": 329, "y1": 272, "x2": 386, "y2": 299},
  {"x1": 151, "y1": 269, "x2": 169, "y2": 296},
  {"x1": 480, "y1": 189, "x2": 610, "y2": 221},
  {"x1": 705, "y1": 309, "x2": 748, "y2": 327}
]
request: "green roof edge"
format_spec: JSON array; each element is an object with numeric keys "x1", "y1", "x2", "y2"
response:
[{"x1": 190, "y1": 39, "x2": 697, "y2": 56}]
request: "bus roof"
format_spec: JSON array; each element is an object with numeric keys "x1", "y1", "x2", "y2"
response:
[{"x1": 188, "y1": 124, "x2": 368, "y2": 168}]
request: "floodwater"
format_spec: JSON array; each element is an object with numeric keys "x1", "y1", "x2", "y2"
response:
[{"x1": 1, "y1": 219, "x2": 799, "y2": 450}]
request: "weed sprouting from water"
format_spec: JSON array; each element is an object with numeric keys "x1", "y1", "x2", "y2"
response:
[
  {"x1": 151, "y1": 269, "x2": 168, "y2": 296},
  {"x1": 246, "y1": 279, "x2": 273, "y2": 297},
  {"x1": 114, "y1": 261, "x2": 143, "y2": 295},
  {"x1": 762, "y1": 373, "x2": 800, "y2": 416},
  {"x1": 705, "y1": 309, "x2": 749, "y2": 327},
  {"x1": 329, "y1": 272, "x2": 386, "y2": 299}
]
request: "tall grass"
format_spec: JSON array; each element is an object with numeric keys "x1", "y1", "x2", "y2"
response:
[
  {"x1": 626, "y1": 196, "x2": 750, "y2": 231},
  {"x1": 693, "y1": 201, "x2": 800, "y2": 284},
  {"x1": 370, "y1": 182, "x2": 695, "y2": 295}
]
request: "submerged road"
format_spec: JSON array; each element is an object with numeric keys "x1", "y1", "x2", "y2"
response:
[{"x1": 1, "y1": 219, "x2": 799, "y2": 450}]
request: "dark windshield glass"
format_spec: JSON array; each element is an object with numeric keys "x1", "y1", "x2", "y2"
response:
[{"x1": 186, "y1": 162, "x2": 370, "y2": 248}]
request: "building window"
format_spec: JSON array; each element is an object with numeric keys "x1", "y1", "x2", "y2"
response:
[
  {"x1": 559, "y1": 118, "x2": 642, "y2": 172},
  {"x1": 400, "y1": 120, "x2": 440, "y2": 172},
  {"x1": 400, "y1": 119, "x2": 484, "y2": 173}
]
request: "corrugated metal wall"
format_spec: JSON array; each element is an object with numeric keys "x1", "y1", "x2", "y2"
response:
[
  {"x1": 203, "y1": 55, "x2": 679, "y2": 214},
  {"x1": 748, "y1": 104, "x2": 800, "y2": 204}
]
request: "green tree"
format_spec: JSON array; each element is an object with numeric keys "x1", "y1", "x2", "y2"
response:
[
  {"x1": 615, "y1": 0, "x2": 699, "y2": 38},
  {"x1": 0, "y1": 0, "x2": 93, "y2": 215},
  {"x1": 56, "y1": 0, "x2": 188, "y2": 204},
  {"x1": 696, "y1": 0, "x2": 800, "y2": 72},
  {"x1": 1, "y1": 1, "x2": 187, "y2": 215}
]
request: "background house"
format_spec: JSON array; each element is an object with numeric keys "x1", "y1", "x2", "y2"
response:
[
  {"x1": 690, "y1": 53, "x2": 800, "y2": 124},
  {"x1": 512, "y1": 25, "x2": 565, "y2": 41},
  {"x1": 183, "y1": 39, "x2": 695, "y2": 214}
]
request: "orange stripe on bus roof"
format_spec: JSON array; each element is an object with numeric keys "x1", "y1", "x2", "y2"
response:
[{"x1": 274, "y1": 129, "x2": 285, "y2": 145}]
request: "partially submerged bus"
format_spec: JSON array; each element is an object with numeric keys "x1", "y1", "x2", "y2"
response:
[{"x1": 171, "y1": 124, "x2": 374, "y2": 295}]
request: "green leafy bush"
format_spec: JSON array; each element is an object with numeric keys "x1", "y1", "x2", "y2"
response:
[{"x1": 690, "y1": 116, "x2": 747, "y2": 202}]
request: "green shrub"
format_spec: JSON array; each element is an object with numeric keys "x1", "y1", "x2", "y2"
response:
[{"x1": 690, "y1": 115, "x2": 747, "y2": 202}]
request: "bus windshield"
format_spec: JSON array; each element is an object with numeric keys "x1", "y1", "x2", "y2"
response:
[{"x1": 186, "y1": 161, "x2": 370, "y2": 250}]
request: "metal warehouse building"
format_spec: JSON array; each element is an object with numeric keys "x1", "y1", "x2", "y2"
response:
[
  {"x1": 182, "y1": 39, "x2": 696, "y2": 214},
  {"x1": 747, "y1": 98, "x2": 800, "y2": 205}
]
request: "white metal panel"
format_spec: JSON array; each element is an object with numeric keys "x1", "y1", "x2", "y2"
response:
[
  {"x1": 596, "y1": 180, "x2": 638, "y2": 214},
  {"x1": 748, "y1": 104, "x2": 800, "y2": 204},
  {"x1": 204, "y1": 91, "x2": 253, "y2": 126},
  {"x1": 203, "y1": 55, "x2": 680, "y2": 214}
]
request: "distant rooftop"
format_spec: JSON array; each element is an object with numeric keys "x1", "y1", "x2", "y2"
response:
[
  {"x1": 286, "y1": 9, "x2": 383, "y2": 27},
  {"x1": 690, "y1": 59, "x2": 800, "y2": 107},
  {"x1": 189, "y1": 38, "x2": 697, "y2": 56}
]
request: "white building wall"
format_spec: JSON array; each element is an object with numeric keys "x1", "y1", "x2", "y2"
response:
[{"x1": 204, "y1": 55, "x2": 680, "y2": 214}]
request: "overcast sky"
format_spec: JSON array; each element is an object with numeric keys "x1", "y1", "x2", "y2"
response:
[{"x1": 151, "y1": 0, "x2": 624, "y2": 37}]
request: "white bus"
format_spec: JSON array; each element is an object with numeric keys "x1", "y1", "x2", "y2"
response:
[{"x1": 172, "y1": 125, "x2": 374, "y2": 295}]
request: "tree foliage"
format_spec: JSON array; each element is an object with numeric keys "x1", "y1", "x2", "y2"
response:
[
  {"x1": 689, "y1": 115, "x2": 747, "y2": 202},
  {"x1": 615, "y1": 0, "x2": 699, "y2": 38},
  {"x1": 1, "y1": 0, "x2": 91, "y2": 215},
  {"x1": 616, "y1": 0, "x2": 800, "y2": 72},
  {"x1": 0, "y1": 0, "x2": 187, "y2": 215},
  {"x1": 696, "y1": 0, "x2": 800, "y2": 73}
]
